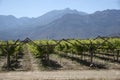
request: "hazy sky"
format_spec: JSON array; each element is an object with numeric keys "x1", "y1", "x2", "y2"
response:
[{"x1": 0, "y1": 0, "x2": 120, "y2": 18}]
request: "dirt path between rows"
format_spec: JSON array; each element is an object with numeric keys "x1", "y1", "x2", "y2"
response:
[
  {"x1": 26, "y1": 46, "x2": 39, "y2": 71},
  {"x1": 0, "y1": 70, "x2": 120, "y2": 80}
]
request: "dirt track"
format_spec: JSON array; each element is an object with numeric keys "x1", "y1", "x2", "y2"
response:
[{"x1": 0, "y1": 70, "x2": 120, "y2": 80}]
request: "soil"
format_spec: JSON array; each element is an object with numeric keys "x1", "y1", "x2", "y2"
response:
[
  {"x1": 0, "y1": 70, "x2": 119, "y2": 80},
  {"x1": 0, "y1": 46, "x2": 120, "y2": 80}
]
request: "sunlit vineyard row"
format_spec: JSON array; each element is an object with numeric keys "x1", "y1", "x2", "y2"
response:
[
  {"x1": 27, "y1": 38, "x2": 120, "y2": 65},
  {"x1": 27, "y1": 38, "x2": 120, "y2": 56},
  {"x1": 0, "y1": 37, "x2": 120, "y2": 70}
]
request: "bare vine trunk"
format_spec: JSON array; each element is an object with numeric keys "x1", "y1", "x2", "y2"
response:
[
  {"x1": 7, "y1": 53, "x2": 11, "y2": 69},
  {"x1": 116, "y1": 50, "x2": 119, "y2": 61}
]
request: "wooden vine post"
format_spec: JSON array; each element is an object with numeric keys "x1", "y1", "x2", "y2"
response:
[
  {"x1": 113, "y1": 49, "x2": 115, "y2": 61},
  {"x1": 46, "y1": 45, "x2": 50, "y2": 64},
  {"x1": 89, "y1": 41, "x2": 94, "y2": 64},
  {"x1": 116, "y1": 49, "x2": 119, "y2": 61},
  {"x1": 6, "y1": 42, "x2": 11, "y2": 69},
  {"x1": 1, "y1": 41, "x2": 12, "y2": 69}
]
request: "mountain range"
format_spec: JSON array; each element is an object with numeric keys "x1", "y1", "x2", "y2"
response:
[{"x1": 0, "y1": 8, "x2": 120, "y2": 40}]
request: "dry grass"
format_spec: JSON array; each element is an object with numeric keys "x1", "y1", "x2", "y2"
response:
[
  {"x1": 0, "y1": 47, "x2": 120, "y2": 80},
  {"x1": 0, "y1": 70, "x2": 120, "y2": 80}
]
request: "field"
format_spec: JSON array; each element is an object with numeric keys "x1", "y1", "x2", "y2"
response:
[
  {"x1": 0, "y1": 70, "x2": 120, "y2": 80},
  {"x1": 0, "y1": 37, "x2": 120, "y2": 80}
]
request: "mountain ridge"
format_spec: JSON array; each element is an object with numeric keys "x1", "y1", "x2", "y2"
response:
[{"x1": 0, "y1": 8, "x2": 120, "y2": 40}]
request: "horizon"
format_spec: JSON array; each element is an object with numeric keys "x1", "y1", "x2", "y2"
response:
[
  {"x1": 0, "y1": 8, "x2": 120, "y2": 18},
  {"x1": 0, "y1": 0, "x2": 120, "y2": 18}
]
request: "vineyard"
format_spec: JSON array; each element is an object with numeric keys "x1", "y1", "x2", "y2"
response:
[{"x1": 0, "y1": 37, "x2": 120, "y2": 71}]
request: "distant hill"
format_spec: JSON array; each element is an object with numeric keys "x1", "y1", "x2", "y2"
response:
[
  {"x1": 33, "y1": 8, "x2": 87, "y2": 26},
  {"x1": 27, "y1": 9, "x2": 120, "y2": 39},
  {"x1": 106, "y1": 33, "x2": 120, "y2": 38},
  {"x1": 0, "y1": 9, "x2": 120, "y2": 40}
]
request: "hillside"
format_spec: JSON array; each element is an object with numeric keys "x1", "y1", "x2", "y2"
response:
[
  {"x1": 0, "y1": 9, "x2": 120, "y2": 40},
  {"x1": 28, "y1": 9, "x2": 120, "y2": 39}
]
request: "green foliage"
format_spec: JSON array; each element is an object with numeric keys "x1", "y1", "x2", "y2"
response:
[
  {"x1": 27, "y1": 40, "x2": 55, "y2": 58},
  {"x1": 54, "y1": 38, "x2": 120, "y2": 55},
  {"x1": 1, "y1": 38, "x2": 120, "y2": 59}
]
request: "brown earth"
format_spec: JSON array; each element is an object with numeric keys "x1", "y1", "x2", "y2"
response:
[
  {"x1": 0, "y1": 70, "x2": 120, "y2": 80},
  {"x1": 0, "y1": 46, "x2": 120, "y2": 80}
]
